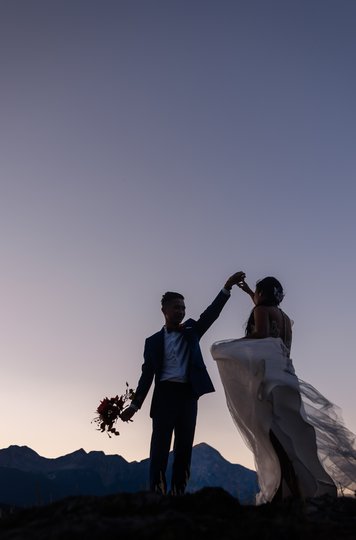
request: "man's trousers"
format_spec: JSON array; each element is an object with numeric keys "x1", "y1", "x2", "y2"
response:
[{"x1": 149, "y1": 381, "x2": 198, "y2": 494}]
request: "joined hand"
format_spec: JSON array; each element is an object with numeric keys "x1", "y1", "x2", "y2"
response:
[{"x1": 225, "y1": 271, "x2": 246, "y2": 290}]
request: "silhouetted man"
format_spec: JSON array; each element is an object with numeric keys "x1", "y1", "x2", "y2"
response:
[{"x1": 121, "y1": 271, "x2": 245, "y2": 494}]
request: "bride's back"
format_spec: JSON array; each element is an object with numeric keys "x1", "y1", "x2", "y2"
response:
[
  {"x1": 246, "y1": 304, "x2": 292, "y2": 354},
  {"x1": 264, "y1": 305, "x2": 292, "y2": 352}
]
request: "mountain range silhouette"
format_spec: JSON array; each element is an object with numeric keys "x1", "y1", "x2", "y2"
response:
[{"x1": 0, "y1": 442, "x2": 258, "y2": 507}]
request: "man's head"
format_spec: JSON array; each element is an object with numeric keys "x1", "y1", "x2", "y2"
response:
[{"x1": 161, "y1": 292, "x2": 185, "y2": 328}]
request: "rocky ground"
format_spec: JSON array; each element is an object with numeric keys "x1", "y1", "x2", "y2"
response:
[{"x1": 0, "y1": 488, "x2": 355, "y2": 539}]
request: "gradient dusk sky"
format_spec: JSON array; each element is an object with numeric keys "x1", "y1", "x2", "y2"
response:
[{"x1": 1, "y1": 0, "x2": 356, "y2": 471}]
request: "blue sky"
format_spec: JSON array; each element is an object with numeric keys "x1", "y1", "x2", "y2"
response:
[{"x1": 1, "y1": 0, "x2": 355, "y2": 470}]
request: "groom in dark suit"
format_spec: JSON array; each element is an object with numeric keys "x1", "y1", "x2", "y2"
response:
[{"x1": 121, "y1": 271, "x2": 245, "y2": 494}]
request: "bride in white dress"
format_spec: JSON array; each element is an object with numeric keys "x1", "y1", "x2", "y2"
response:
[{"x1": 211, "y1": 275, "x2": 356, "y2": 504}]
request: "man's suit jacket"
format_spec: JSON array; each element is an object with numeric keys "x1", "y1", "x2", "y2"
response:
[{"x1": 132, "y1": 290, "x2": 230, "y2": 417}]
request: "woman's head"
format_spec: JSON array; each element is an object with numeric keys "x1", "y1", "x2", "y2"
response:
[{"x1": 254, "y1": 276, "x2": 284, "y2": 306}]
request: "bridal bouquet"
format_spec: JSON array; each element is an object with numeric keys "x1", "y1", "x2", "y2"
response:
[{"x1": 93, "y1": 383, "x2": 135, "y2": 437}]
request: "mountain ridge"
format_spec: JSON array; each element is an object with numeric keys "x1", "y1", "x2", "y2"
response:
[{"x1": 0, "y1": 442, "x2": 258, "y2": 506}]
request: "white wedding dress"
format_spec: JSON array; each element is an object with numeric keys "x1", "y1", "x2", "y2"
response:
[{"x1": 211, "y1": 337, "x2": 356, "y2": 504}]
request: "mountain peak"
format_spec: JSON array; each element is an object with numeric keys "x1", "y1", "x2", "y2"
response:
[
  {"x1": 193, "y1": 442, "x2": 226, "y2": 460},
  {"x1": 62, "y1": 448, "x2": 87, "y2": 458},
  {"x1": 6, "y1": 445, "x2": 41, "y2": 457},
  {"x1": 0, "y1": 444, "x2": 45, "y2": 471}
]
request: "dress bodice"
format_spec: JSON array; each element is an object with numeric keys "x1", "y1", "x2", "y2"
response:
[{"x1": 248, "y1": 308, "x2": 292, "y2": 354}]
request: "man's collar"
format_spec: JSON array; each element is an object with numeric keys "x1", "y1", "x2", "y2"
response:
[{"x1": 165, "y1": 325, "x2": 184, "y2": 334}]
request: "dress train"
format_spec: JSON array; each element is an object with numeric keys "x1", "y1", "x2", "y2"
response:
[{"x1": 211, "y1": 337, "x2": 356, "y2": 503}]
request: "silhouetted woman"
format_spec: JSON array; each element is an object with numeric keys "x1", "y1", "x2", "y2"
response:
[{"x1": 211, "y1": 275, "x2": 356, "y2": 503}]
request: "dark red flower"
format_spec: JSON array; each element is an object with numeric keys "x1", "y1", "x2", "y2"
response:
[{"x1": 92, "y1": 384, "x2": 135, "y2": 437}]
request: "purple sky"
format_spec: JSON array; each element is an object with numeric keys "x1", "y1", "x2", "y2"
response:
[{"x1": 1, "y1": 0, "x2": 355, "y2": 470}]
